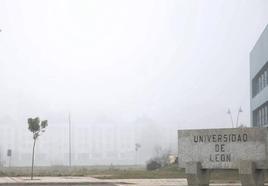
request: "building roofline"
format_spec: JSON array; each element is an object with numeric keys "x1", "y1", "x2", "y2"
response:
[{"x1": 250, "y1": 24, "x2": 268, "y2": 55}]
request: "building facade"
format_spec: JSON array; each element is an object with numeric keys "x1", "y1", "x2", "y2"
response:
[{"x1": 250, "y1": 25, "x2": 268, "y2": 127}]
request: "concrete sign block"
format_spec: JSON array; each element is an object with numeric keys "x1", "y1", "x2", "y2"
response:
[{"x1": 178, "y1": 128, "x2": 268, "y2": 169}]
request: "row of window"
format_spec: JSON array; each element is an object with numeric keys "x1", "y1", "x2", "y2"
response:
[
  {"x1": 253, "y1": 103, "x2": 268, "y2": 127},
  {"x1": 252, "y1": 62, "x2": 268, "y2": 97}
]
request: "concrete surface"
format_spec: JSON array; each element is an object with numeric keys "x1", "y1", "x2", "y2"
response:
[
  {"x1": 185, "y1": 162, "x2": 210, "y2": 186},
  {"x1": 178, "y1": 128, "x2": 268, "y2": 169},
  {"x1": 2, "y1": 177, "x2": 266, "y2": 186},
  {"x1": 0, "y1": 176, "x2": 250, "y2": 186}
]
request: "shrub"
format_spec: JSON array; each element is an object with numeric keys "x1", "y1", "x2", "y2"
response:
[{"x1": 146, "y1": 159, "x2": 161, "y2": 171}]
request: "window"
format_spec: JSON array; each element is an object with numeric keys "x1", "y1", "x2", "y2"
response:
[
  {"x1": 262, "y1": 108, "x2": 264, "y2": 126},
  {"x1": 253, "y1": 102, "x2": 268, "y2": 127},
  {"x1": 262, "y1": 74, "x2": 264, "y2": 89},
  {"x1": 252, "y1": 61, "x2": 268, "y2": 97},
  {"x1": 258, "y1": 109, "x2": 261, "y2": 126},
  {"x1": 264, "y1": 105, "x2": 267, "y2": 125},
  {"x1": 265, "y1": 70, "x2": 267, "y2": 87},
  {"x1": 259, "y1": 77, "x2": 262, "y2": 92}
]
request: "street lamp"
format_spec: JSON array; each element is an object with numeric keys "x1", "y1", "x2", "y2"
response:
[
  {"x1": 227, "y1": 107, "x2": 243, "y2": 128},
  {"x1": 68, "y1": 112, "x2": 72, "y2": 167},
  {"x1": 135, "y1": 143, "x2": 141, "y2": 165},
  {"x1": 227, "y1": 108, "x2": 234, "y2": 128},
  {"x1": 236, "y1": 107, "x2": 243, "y2": 127}
]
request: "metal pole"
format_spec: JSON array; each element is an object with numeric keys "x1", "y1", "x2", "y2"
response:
[
  {"x1": 69, "y1": 112, "x2": 72, "y2": 167},
  {"x1": 227, "y1": 109, "x2": 234, "y2": 128},
  {"x1": 230, "y1": 113, "x2": 234, "y2": 128},
  {"x1": 9, "y1": 156, "x2": 11, "y2": 168},
  {"x1": 236, "y1": 111, "x2": 240, "y2": 128},
  {"x1": 135, "y1": 150, "x2": 137, "y2": 166},
  {"x1": 236, "y1": 107, "x2": 243, "y2": 128}
]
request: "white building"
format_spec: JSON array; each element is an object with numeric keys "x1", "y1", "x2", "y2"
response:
[{"x1": 250, "y1": 25, "x2": 268, "y2": 127}]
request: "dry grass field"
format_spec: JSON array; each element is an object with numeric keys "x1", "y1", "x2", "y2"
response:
[
  {"x1": 0, "y1": 165, "x2": 183, "y2": 178},
  {"x1": 0, "y1": 164, "x2": 264, "y2": 182}
]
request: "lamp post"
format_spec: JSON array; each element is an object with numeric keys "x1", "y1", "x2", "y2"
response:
[
  {"x1": 227, "y1": 107, "x2": 243, "y2": 128},
  {"x1": 68, "y1": 112, "x2": 72, "y2": 167},
  {"x1": 227, "y1": 109, "x2": 234, "y2": 128},
  {"x1": 236, "y1": 107, "x2": 243, "y2": 128},
  {"x1": 135, "y1": 143, "x2": 141, "y2": 165},
  {"x1": 7, "y1": 149, "x2": 12, "y2": 167}
]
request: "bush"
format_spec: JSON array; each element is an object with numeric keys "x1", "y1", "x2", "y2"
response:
[{"x1": 146, "y1": 159, "x2": 161, "y2": 171}]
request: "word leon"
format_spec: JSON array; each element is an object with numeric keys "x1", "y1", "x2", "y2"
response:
[
  {"x1": 209, "y1": 144, "x2": 231, "y2": 162},
  {"x1": 193, "y1": 133, "x2": 248, "y2": 143}
]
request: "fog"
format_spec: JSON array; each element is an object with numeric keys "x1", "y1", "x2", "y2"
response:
[{"x1": 0, "y1": 0, "x2": 268, "y2": 166}]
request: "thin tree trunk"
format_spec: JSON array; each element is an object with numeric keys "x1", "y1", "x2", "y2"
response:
[{"x1": 31, "y1": 139, "x2": 36, "y2": 180}]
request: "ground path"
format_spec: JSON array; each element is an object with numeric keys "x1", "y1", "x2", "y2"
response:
[{"x1": 0, "y1": 177, "x2": 243, "y2": 186}]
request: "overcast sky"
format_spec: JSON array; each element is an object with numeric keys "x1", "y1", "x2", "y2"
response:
[{"x1": 0, "y1": 0, "x2": 268, "y2": 129}]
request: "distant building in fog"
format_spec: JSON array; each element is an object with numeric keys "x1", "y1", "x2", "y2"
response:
[
  {"x1": 0, "y1": 115, "x2": 177, "y2": 166},
  {"x1": 250, "y1": 25, "x2": 268, "y2": 127},
  {"x1": 0, "y1": 118, "x2": 138, "y2": 166}
]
